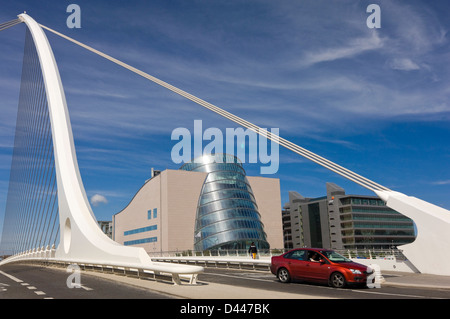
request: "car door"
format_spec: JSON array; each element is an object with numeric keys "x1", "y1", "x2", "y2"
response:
[
  {"x1": 285, "y1": 250, "x2": 309, "y2": 280},
  {"x1": 305, "y1": 250, "x2": 331, "y2": 281}
]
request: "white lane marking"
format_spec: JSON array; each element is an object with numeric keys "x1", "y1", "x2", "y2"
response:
[
  {"x1": 81, "y1": 285, "x2": 93, "y2": 291},
  {"x1": 206, "y1": 272, "x2": 276, "y2": 283},
  {"x1": 208, "y1": 271, "x2": 445, "y2": 299},
  {"x1": 350, "y1": 289, "x2": 446, "y2": 299},
  {"x1": 0, "y1": 270, "x2": 52, "y2": 298},
  {"x1": 71, "y1": 283, "x2": 93, "y2": 291},
  {"x1": 0, "y1": 270, "x2": 23, "y2": 283},
  {"x1": 0, "y1": 282, "x2": 9, "y2": 292}
]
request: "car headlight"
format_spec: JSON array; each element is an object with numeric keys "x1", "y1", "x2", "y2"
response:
[{"x1": 350, "y1": 269, "x2": 362, "y2": 274}]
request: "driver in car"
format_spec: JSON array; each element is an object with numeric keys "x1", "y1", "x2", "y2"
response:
[{"x1": 309, "y1": 252, "x2": 321, "y2": 262}]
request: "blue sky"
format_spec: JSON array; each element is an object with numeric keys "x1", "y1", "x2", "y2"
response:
[{"x1": 0, "y1": 0, "x2": 449, "y2": 235}]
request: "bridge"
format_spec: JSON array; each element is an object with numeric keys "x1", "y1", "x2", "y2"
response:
[{"x1": 0, "y1": 13, "x2": 450, "y2": 285}]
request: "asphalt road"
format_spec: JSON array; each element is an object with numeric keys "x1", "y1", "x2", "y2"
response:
[
  {"x1": 1, "y1": 263, "x2": 449, "y2": 300},
  {"x1": 199, "y1": 267, "x2": 450, "y2": 299},
  {"x1": 0, "y1": 263, "x2": 175, "y2": 299}
]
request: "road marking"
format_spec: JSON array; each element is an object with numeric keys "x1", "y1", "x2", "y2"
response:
[
  {"x1": 80, "y1": 285, "x2": 93, "y2": 291},
  {"x1": 0, "y1": 270, "x2": 52, "y2": 298},
  {"x1": 206, "y1": 272, "x2": 275, "y2": 283},
  {"x1": 0, "y1": 270, "x2": 23, "y2": 283},
  {"x1": 351, "y1": 289, "x2": 446, "y2": 299},
  {"x1": 71, "y1": 284, "x2": 93, "y2": 291},
  {"x1": 0, "y1": 282, "x2": 9, "y2": 292},
  {"x1": 207, "y1": 270, "x2": 445, "y2": 299}
]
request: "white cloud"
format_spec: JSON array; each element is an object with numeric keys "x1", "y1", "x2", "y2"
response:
[
  {"x1": 90, "y1": 194, "x2": 108, "y2": 207},
  {"x1": 432, "y1": 180, "x2": 450, "y2": 186},
  {"x1": 301, "y1": 32, "x2": 385, "y2": 67},
  {"x1": 389, "y1": 58, "x2": 420, "y2": 71}
]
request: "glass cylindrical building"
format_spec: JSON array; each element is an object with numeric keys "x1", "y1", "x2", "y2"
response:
[{"x1": 180, "y1": 154, "x2": 270, "y2": 252}]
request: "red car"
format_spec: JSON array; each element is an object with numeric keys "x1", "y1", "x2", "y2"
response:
[{"x1": 270, "y1": 248, "x2": 372, "y2": 288}]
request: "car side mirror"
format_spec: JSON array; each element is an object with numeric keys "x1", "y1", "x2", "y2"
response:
[{"x1": 319, "y1": 259, "x2": 325, "y2": 264}]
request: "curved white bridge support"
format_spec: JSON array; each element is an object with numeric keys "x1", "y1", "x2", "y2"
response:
[
  {"x1": 0, "y1": 13, "x2": 203, "y2": 283},
  {"x1": 375, "y1": 190, "x2": 450, "y2": 276}
]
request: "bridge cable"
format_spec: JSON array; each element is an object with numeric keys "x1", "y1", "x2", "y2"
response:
[
  {"x1": 38, "y1": 23, "x2": 391, "y2": 192},
  {"x1": 0, "y1": 27, "x2": 59, "y2": 255},
  {"x1": 0, "y1": 18, "x2": 22, "y2": 32}
]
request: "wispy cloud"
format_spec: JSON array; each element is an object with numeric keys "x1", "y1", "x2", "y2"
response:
[
  {"x1": 301, "y1": 32, "x2": 385, "y2": 67},
  {"x1": 65, "y1": 87, "x2": 131, "y2": 99},
  {"x1": 388, "y1": 58, "x2": 420, "y2": 71},
  {"x1": 432, "y1": 180, "x2": 450, "y2": 186}
]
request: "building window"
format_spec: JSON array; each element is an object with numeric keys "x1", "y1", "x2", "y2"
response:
[
  {"x1": 124, "y1": 225, "x2": 157, "y2": 236},
  {"x1": 153, "y1": 208, "x2": 157, "y2": 219},
  {"x1": 147, "y1": 210, "x2": 152, "y2": 220},
  {"x1": 308, "y1": 202, "x2": 323, "y2": 248},
  {"x1": 124, "y1": 237, "x2": 157, "y2": 246}
]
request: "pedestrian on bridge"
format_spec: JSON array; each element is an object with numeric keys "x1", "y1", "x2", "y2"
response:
[{"x1": 249, "y1": 242, "x2": 258, "y2": 259}]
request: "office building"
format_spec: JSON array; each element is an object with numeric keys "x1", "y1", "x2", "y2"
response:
[
  {"x1": 97, "y1": 221, "x2": 113, "y2": 238},
  {"x1": 283, "y1": 183, "x2": 416, "y2": 250}
]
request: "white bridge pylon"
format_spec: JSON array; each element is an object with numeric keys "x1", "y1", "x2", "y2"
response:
[
  {"x1": 375, "y1": 191, "x2": 450, "y2": 276},
  {"x1": 0, "y1": 13, "x2": 203, "y2": 284}
]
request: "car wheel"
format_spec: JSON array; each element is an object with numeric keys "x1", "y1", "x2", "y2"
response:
[
  {"x1": 277, "y1": 268, "x2": 291, "y2": 283},
  {"x1": 330, "y1": 272, "x2": 346, "y2": 288}
]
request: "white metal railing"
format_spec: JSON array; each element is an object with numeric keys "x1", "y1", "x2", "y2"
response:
[
  {"x1": 148, "y1": 248, "x2": 406, "y2": 260},
  {"x1": 151, "y1": 255, "x2": 272, "y2": 271},
  {"x1": 149, "y1": 247, "x2": 407, "y2": 272},
  {"x1": 0, "y1": 246, "x2": 203, "y2": 285}
]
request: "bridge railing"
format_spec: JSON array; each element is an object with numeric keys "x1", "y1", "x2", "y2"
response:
[
  {"x1": 0, "y1": 246, "x2": 203, "y2": 285},
  {"x1": 148, "y1": 248, "x2": 406, "y2": 260},
  {"x1": 148, "y1": 247, "x2": 407, "y2": 272}
]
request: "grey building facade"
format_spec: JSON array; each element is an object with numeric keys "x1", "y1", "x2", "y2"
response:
[{"x1": 284, "y1": 183, "x2": 416, "y2": 250}]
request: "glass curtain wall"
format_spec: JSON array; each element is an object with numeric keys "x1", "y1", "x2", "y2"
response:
[{"x1": 180, "y1": 154, "x2": 270, "y2": 252}]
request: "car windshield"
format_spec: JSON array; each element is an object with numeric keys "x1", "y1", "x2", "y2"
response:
[{"x1": 321, "y1": 251, "x2": 352, "y2": 263}]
